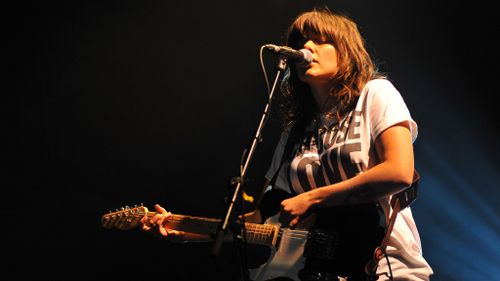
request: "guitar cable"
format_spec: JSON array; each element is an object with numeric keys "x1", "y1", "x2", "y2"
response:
[
  {"x1": 364, "y1": 249, "x2": 394, "y2": 281},
  {"x1": 385, "y1": 251, "x2": 394, "y2": 281},
  {"x1": 233, "y1": 46, "x2": 270, "y2": 281},
  {"x1": 371, "y1": 251, "x2": 394, "y2": 281}
]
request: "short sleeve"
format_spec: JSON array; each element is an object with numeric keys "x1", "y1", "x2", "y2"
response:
[{"x1": 366, "y1": 79, "x2": 418, "y2": 143}]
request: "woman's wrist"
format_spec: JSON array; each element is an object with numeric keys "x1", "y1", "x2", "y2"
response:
[{"x1": 307, "y1": 188, "x2": 326, "y2": 208}]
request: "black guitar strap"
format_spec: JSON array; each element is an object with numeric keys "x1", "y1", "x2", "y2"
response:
[
  {"x1": 257, "y1": 116, "x2": 309, "y2": 220},
  {"x1": 266, "y1": 115, "x2": 309, "y2": 194}
]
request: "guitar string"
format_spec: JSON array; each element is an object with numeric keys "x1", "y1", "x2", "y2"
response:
[{"x1": 105, "y1": 212, "x2": 278, "y2": 242}]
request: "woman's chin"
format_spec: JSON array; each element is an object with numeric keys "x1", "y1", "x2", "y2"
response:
[{"x1": 299, "y1": 74, "x2": 330, "y2": 85}]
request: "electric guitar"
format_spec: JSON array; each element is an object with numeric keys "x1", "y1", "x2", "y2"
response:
[{"x1": 101, "y1": 189, "x2": 386, "y2": 281}]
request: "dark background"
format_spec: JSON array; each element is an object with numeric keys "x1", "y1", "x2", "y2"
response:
[{"x1": 5, "y1": 1, "x2": 499, "y2": 280}]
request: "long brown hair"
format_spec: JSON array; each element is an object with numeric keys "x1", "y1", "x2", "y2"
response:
[{"x1": 281, "y1": 7, "x2": 383, "y2": 127}]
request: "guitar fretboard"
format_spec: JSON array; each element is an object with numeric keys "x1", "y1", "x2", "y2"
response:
[
  {"x1": 241, "y1": 221, "x2": 277, "y2": 246},
  {"x1": 147, "y1": 212, "x2": 278, "y2": 246}
]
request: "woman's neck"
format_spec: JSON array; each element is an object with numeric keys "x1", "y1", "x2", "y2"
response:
[{"x1": 309, "y1": 82, "x2": 335, "y2": 113}]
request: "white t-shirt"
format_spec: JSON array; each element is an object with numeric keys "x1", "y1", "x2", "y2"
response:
[{"x1": 265, "y1": 79, "x2": 433, "y2": 280}]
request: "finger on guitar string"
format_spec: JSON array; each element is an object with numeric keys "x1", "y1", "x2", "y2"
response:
[{"x1": 289, "y1": 216, "x2": 301, "y2": 229}]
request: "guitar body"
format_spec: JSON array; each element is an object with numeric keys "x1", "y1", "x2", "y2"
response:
[{"x1": 249, "y1": 189, "x2": 386, "y2": 281}]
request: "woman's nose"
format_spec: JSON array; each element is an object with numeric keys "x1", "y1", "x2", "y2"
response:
[{"x1": 303, "y1": 40, "x2": 315, "y2": 51}]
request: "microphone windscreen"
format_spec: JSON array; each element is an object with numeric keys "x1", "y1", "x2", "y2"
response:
[{"x1": 299, "y1": 49, "x2": 313, "y2": 64}]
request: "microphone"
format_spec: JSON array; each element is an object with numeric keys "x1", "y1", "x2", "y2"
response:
[{"x1": 264, "y1": 44, "x2": 313, "y2": 65}]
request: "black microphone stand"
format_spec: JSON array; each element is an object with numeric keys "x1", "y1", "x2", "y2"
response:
[{"x1": 210, "y1": 56, "x2": 289, "y2": 280}]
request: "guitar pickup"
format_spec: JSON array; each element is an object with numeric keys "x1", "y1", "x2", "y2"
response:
[{"x1": 303, "y1": 228, "x2": 339, "y2": 261}]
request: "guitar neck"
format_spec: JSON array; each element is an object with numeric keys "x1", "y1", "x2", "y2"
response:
[{"x1": 147, "y1": 212, "x2": 278, "y2": 246}]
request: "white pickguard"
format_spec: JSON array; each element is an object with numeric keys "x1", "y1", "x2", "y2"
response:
[{"x1": 248, "y1": 214, "x2": 314, "y2": 281}]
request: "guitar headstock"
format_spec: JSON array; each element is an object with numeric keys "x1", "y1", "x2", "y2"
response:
[{"x1": 101, "y1": 205, "x2": 149, "y2": 230}]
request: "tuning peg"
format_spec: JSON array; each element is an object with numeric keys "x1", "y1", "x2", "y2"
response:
[{"x1": 125, "y1": 206, "x2": 130, "y2": 210}]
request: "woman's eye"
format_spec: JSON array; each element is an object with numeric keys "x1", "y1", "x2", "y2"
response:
[{"x1": 314, "y1": 38, "x2": 328, "y2": 44}]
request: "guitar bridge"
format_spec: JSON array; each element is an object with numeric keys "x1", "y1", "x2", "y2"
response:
[{"x1": 303, "y1": 228, "x2": 339, "y2": 261}]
